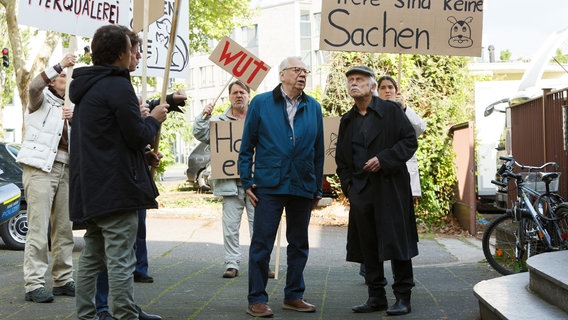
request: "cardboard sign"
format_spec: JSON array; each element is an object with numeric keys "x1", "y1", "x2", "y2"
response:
[
  {"x1": 320, "y1": 0, "x2": 484, "y2": 57},
  {"x1": 130, "y1": 0, "x2": 190, "y2": 79},
  {"x1": 209, "y1": 117, "x2": 340, "y2": 180},
  {"x1": 209, "y1": 120, "x2": 245, "y2": 180},
  {"x1": 17, "y1": 0, "x2": 129, "y2": 38},
  {"x1": 132, "y1": 0, "x2": 164, "y2": 33},
  {"x1": 208, "y1": 36, "x2": 271, "y2": 91}
]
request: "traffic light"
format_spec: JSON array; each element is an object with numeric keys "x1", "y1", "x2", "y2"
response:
[{"x1": 2, "y1": 48, "x2": 8, "y2": 68}]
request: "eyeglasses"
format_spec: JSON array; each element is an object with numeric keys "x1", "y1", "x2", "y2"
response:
[{"x1": 282, "y1": 67, "x2": 311, "y2": 75}]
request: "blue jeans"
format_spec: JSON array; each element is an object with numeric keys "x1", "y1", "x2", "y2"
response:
[
  {"x1": 95, "y1": 209, "x2": 148, "y2": 313},
  {"x1": 247, "y1": 194, "x2": 312, "y2": 305},
  {"x1": 135, "y1": 209, "x2": 149, "y2": 275}
]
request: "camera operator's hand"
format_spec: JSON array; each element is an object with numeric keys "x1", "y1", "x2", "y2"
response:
[
  {"x1": 145, "y1": 151, "x2": 163, "y2": 168},
  {"x1": 150, "y1": 103, "x2": 169, "y2": 123}
]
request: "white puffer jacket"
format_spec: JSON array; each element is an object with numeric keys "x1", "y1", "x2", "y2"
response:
[{"x1": 16, "y1": 66, "x2": 67, "y2": 173}]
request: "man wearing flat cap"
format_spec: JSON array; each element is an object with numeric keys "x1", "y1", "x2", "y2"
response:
[{"x1": 335, "y1": 66, "x2": 418, "y2": 316}]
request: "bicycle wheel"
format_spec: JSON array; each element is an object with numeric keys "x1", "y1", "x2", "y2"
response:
[
  {"x1": 548, "y1": 204, "x2": 568, "y2": 250},
  {"x1": 482, "y1": 213, "x2": 538, "y2": 275},
  {"x1": 533, "y1": 193, "x2": 564, "y2": 219}
]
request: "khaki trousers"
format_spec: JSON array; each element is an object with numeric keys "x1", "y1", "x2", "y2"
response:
[{"x1": 22, "y1": 163, "x2": 74, "y2": 292}]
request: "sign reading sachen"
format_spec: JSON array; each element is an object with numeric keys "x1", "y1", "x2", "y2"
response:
[
  {"x1": 320, "y1": 0, "x2": 484, "y2": 57},
  {"x1": 209, "y1": 36, "x2": 270, "y2": 91},
  {"x1": 209, "y1": 118, "x2": 340, "y2": 180}
]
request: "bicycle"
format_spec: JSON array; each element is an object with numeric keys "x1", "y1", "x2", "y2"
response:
[{"x1": 481, "y1": 155, "x2": 568, "y2": 275}]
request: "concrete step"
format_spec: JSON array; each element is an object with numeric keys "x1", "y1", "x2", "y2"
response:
[
  {"x1": 527, "y1": 251, "x2": 568, "y2": 314},
  {"x1": 473, "y1": 272, "x2": 567, "y2": 319}
]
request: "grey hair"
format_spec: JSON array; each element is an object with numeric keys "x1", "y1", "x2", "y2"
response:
[
  {"x1": 345, "y1": 73, "x2": 379, "y2": 96},
  {"x1": 279, "y1": 56, "x2": 303, "y2": 71}
]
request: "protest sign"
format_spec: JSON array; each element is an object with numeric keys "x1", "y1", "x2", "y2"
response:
[
  {"x1": 130, "y1": 0, "x2": 190, "y2": 79},
  {"x1": 320, "y1": 0, "x2": 484, "y2": 57},
  {"x1": 18, "y1": 0, "x2": 129, "y2": 37},
  {"x1": 209, "y1": 117, "x2": 340, "y2": 180},
  {"x1": 208, "y1": 36, "x2": 271, "y2": 91}
]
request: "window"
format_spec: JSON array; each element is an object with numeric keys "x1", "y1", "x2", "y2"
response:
[
  {"x1": 200, "y1": 65, "x2": 214, "y2": 87},
  {"x1": 300, "y1": 11, "x2": 312, "y2": 69},
  {"x1": 240, "y1": 24, "x2": 259, "y2": 56}
]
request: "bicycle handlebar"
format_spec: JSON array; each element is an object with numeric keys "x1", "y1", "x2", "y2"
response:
[
  {"x1": 497, "y1": 155, "x2": 559, "y2": 171},
  {"x1": 492, "y1": 155, "x2": 558, "y2": 187},
  {"x1": 491, "y1": 179, "x2": 508, "y2": 187}
]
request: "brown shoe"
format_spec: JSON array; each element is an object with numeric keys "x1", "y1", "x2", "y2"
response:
[
  {"x1": 268, "y1": 270, "x2": 275, "y2": 279},
  {"x1": 222, "y1": 268, "x2": 239, "y2": 278},
  {"x1": 247, "y1": 303, "x2": 274, "y2": 317},
  {"x1": 282, "y1": 299, "x2": 316, "y2": 312}
]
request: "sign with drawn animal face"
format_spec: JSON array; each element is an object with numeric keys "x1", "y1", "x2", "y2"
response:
[
  {"x1": 17, "y1": 0, "x2": 130, "y2": 37},
  {"x1": 209, "y1": 117, "x2": 340, "y2": 179},
  {"x1": 319, "y1": 0, "x2": 484, "y2": 57},
  {"x1": 130, "y1": 0, "x2": 190, "y2": 79}
]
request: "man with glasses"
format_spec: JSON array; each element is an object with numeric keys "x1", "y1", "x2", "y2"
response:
[{"x1": 239, "y1": 56, "x2": 324, "y2": 317}]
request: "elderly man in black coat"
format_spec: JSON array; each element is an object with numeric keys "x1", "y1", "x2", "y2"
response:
[{"x1": 335, "y1": 66, "x2": 418, "y2": 316}]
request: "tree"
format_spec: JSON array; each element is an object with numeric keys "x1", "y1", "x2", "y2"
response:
[
  {"x1": 552, "y1": 48, "x2": 568, "y2": 64},
  {"x1": 322, "y1": 52, "x2": 474, "y2": 229},
  {"x1": 500, "y1": 50, "x2": 512, "y2": 62},
  {"x1": 0, "y1": 0, "x2": 252, "y2": 143},
  {"x1": 0, "y1": 0, "x2": 60, "y2": 128},
  {"x1": 189, "y1": 0, "x2": 252, "y2": 53}
]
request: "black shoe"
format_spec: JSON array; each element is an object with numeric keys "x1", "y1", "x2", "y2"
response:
[
  {"x1": 134, "y1": 304, "x2": 163, "y2": 320},
  {"x1": 53, "y1": 281, "x2": 76, "y2": 297},
  {"x1": 352, "y1": 297, "x2": 388, "y2": 313},
  {"x1": 134, "y1": 273, "x2": 154, "y2": 283},
  {"x1": 386, "y1": 298, "x2": 411, "y2": 316},
  {"x1": 24, "y1": 287, "x2": 54, "y2": 303}
]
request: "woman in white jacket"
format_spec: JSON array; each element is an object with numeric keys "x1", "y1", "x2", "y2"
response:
[{"x1": 377, "y1": 76, "x2": 426, "y2": 197}]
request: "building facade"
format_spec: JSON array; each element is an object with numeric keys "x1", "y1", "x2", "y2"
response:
[{"x1": 185, "y1": 0, "x2": 329, "y2": 120}]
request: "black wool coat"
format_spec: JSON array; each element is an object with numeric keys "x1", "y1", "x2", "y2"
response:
[{"x1": 335, "y1": 96, "x2": 419, "y2": 262}]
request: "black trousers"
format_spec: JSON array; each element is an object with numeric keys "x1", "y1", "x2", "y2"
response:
[{"x1": 350, "y1": 183, "x2": 415, "y2": 300}]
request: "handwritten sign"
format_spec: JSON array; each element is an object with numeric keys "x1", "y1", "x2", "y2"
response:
[
  {"x1": 208, "y1": 36, "x2": 271, "y2": 91},
  {"x1": 130, "y1": 0, "x2": 190, "y2": 79},
  {"x1": 17, "y1": 0, "x2": 129, "y2": 38},
  {"x1": 209, "y1": 118, "x2": 340, "y2": 179},
  {"x1": 320, "y1": 0, "x2": 484, "y2": 57}
]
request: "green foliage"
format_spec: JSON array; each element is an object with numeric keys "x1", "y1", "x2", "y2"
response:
[
  {"x1": 552, "y1": 48, "x2": 568, "y2": 63},
  {"x1": 189, "y1": 0, "x2": 253, "y2": 54},
  {"x1": 147, "y1": 82, "x2": 192, "y2": 179},
  {"x1": 500, "y1": 50, "x2": 512, "y2": 62},
  {"x1": 0, "y1": 9, "x2": 15, "y2": 111},
  {"x1": 322, "y1": 52, "x2": 474, "y2": 229}
]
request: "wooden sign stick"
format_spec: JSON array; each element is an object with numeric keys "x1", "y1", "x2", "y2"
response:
[{"x1": 151, "y1": 0, "x2": 181, "y2": 178}]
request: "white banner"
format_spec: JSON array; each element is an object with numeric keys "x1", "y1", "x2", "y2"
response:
[{"x1": 18, "y1": 0, "x2": 129, "y2": 38}]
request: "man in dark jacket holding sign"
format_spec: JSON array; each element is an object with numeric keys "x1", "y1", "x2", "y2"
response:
[
  {"x1": 335, "y1": 66, "x2": 418, "y2": 316},
  {"x1": 68, "y1": 25, "x2": 169, "y2": 320}
]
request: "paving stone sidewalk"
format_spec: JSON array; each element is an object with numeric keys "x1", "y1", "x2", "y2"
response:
[{"x1": 0, "y1": 215, "x2": 499, "y2": 320}]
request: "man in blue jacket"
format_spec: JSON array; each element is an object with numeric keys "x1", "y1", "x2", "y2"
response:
[{"x1": 238, "y1": 56, "x2": 324, "y2": 318}]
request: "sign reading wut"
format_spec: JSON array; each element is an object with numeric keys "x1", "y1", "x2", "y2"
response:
[
  {"x1": 209, "y1": 36, "x2": 271, "y2": 91},
  {"x1": 320, "y1": 0, "x2": 484, "y2": 57}
]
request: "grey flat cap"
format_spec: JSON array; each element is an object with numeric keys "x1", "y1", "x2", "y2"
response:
[{"x1": 345, "y1": 65, "x2": 376, "y2": 78}]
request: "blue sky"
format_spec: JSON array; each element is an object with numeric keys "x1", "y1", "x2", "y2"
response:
[{"x1": 483, "y1": 0, "x2": 568, "y2": 60}]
